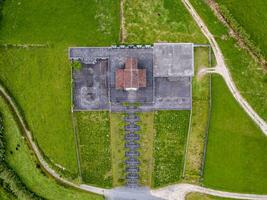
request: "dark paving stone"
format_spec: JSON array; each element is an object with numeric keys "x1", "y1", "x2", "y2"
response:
[
  {"x1": 124, "y1": 115, "x2": 140, "y2": 123},
  {"x1": 125, "y1": 151, "x2": 140, "y2": 157},
  {"x1": 125, "y1": 158, "x2": 140, "y2": 165},
  {"x1": 124, "y1": 124, "x2": 140, "y2": 131},
  {"x1": 125, "y1": 142, "x2": 140, "y2": 150},
  {"x1": 125, "y1": 133, "x2": 140, "y2": 141},
  {"x1": 126, "y1": 167, "x2": 139, "y2": 173},
  {"x1": 126, "y1": 173, "x2": 139, "y2": 179}
]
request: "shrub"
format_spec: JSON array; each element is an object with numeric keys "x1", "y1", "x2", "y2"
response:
[
  {"x1": 0, "y1": 113, "x2": 43, "y2": 199},
  {"x1": 72, "y1": 60, "x2": 81, "y2": 70}
]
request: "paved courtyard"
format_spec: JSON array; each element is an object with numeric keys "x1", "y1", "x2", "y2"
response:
[
  {"x1": 72, "y1": 60, "x2": 109, "y2": 110},
  {"x1": 70, "y1": 43, "x2": 194, "y2": 111}
]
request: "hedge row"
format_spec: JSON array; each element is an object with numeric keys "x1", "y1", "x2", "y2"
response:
[
  {"x1": 218, "y1": 4, "x2": 266, "y2": 65},
  {"x1": 0, "y1": 114, "x2": 43, "y2": 200}
]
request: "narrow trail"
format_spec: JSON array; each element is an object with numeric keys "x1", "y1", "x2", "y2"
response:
[
  {"x1": 182, "y1": 0, "x2": 267, "y2": 135},
  {"x1": 120, "y1": 0, "x2": 126, "y2": 43},
  {"x1": 151, "y1": 184, "x2": 267, "y2": 200},
  {"x1": 0, "y1": 84, "x2": 108, "y2": 196}
]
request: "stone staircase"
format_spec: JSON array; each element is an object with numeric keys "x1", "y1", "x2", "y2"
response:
[{"x1": 124, "y1": 105, "x2": 140, "y2": 188}]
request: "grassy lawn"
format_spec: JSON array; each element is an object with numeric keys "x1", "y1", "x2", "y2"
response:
[
  {"x1": 0, "y1": 95, "x2": 103, "y2": 200},
  {"x1": 0, "y1": 0, "x2": 120, "y2": 176},
  {"x1": 152, "y1": 110, "x2": 190, "y2": 188},
  {"x1": 0, "y1": 0, "x2": 120, "y2": 45},
  {"x1": 184, "y1": 47, "x2": 210, "y2": 183},
  {"x1": 186, "y1": 193, "x2": 235, "y2": 200},
  {"x1": 190, "y1": 0, "x2": 267, "y2": 122},
  {"x1": 203, "y1": 75, "x2": 267, "y2": 194},
  {"x1": 138, "y1": 112, "x2": 155, "y2": 186},
  {"x1": 124, "y1": 0, "x2": 207, "y2": 44},
  {"x1": 215, "y1": 0, "x2": 267, "y2": 58},
  {"x1": 110, "y1": 112, "x2": 125, "y2": 187},
  {"x1": 75, "y1": 111, "x2": 112, "y2": 188},
  {"x1": 0, "y1": 47, "x2": 79, "y2": 177}
]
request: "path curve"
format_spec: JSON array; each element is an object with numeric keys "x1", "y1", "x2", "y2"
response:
[
  {"x1": 151, "y1": 184, "x2": 267, "y2": 200},
  {"x1": 1, "y1": 66, "x2": 267, "y2": 200},
  {"x1": 182, "y1": 0, "x2": 267, "y2": 135},
  {"x1": 3, "y1": 79, "x2": 267, "y2": 200},
  {"x1": 0, "y1": 1, "x2": 267, "y2": 199},
  {"x1": 0, "y1": 84, "x2": 109, "y2": 196}
]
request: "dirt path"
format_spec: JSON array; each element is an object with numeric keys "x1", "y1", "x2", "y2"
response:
[
  {"x1": 1, "y1": 75, "x2": 267, "y2": 200},
  {"x1": 120, "y1": 0, "x2": 126, "y2": 43},
  {"x1": 0, "y1": 84, "x2": 108, "y2": 196},
  {"x1": 206, "y1": 0, "x2": 266, "y2": 69},
  {"x1": 182, "y1": 0, "x2": 267, "y2": 135},
  {"x1": 151, "y1": 184, "x2": 267, "y2": 200}
]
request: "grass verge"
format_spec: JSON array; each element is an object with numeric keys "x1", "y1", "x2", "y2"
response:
[
  {"x1": 0, "y1": 94, "x2": 103, "y2": 199},
  {"x1": 75, "y1": 111, "x2": 112, "y2": 188},
  {"x1": 138, "y1": 112, "x2": 155, "y2": 186},
  {"x1": 203, "y1": 75, "x2": 267, "y2": 194},
  {"x1": 183, "y1": 47, "x2": 210, "y2": 183},
  {"x1": 124, "y1": 0, "x2": 207, "y2": 44},
  {"x1": 190, "y1": 0, "x2": 267, "y2": 121},
  {"x1": 186, "y1": 193, "x2": 235, "y2": 200},
  {"x1": 110, "y1": 112, "x2": 125, "y2": 187},
  {"x1": 152, "y1": 110, "x2": 190, "y2": 188},
  {"x1": 215, "y1": 0, "x2": 267, "y2": 59}
]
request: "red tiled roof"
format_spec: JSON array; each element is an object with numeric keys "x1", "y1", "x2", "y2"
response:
[{"x1": 115, "y1": 58, "x2": 146, "y2": 90}]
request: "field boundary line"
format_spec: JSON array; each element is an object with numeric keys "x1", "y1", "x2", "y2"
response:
[
  {"x1": 199, "y1": 73, "x2": 212, "y2": 183},
  {"x1": 181, "y1": 109, "x2": 192, "y2": 179},
  {"x1": 182, "y1": 45, "x2": 211, "y2": 181},
  {"x1": 199, "y1": 44, "x2": 213, "y2": 182},
  {"x1": 0, "y1": 43, "x2": 50, "y2": 48},
  {"x1": 70, "y1": 65, "x2": 83, "y2": 181},
  {"x1": 71, "y1": 112, "x2": 83, "y2": 182}
]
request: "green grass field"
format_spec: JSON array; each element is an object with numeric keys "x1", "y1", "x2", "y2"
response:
[
  {"x1": 110, "y1": 112, "x2": 125, "y2": 187},
  {"x1": 124, "y1": 0, "x2": 207, "y2": 44},
  {"x1": 153, "y1": 110, "x2": 190, "y2": 188},
  {"x1": 190, "y1": 0, "x2": 267, "y2": 121},
  {"x1": 0, "y1": 0, "x2": 120, "y2": 45},
  {"x1": 0, "y1": 47, "x2": 79, "y2": 176},
  {"x1": 203, "y1": 75, "x2": 267, "y2": 194},
  {"x1": 138, "y1": 112, "x2": 155, "y2": 186},
  {"x1": 0, "y1": 0, "x2": 120, "y2": 176},
  {"x1": 186, "y1": 193, "x2": 235, "y2": 200},
  {"x1": 0, "y1": 95, "x2": 103, "y2": 200},
  {"x1": 75, "y1": 111, "x2": 112, "y2": 188},
  {"x1": 184, "y1": 47, "x2": 210, "y2": 183},
  {"x1": 215, "y1": 0, "x2": 267, "y2": 58}
]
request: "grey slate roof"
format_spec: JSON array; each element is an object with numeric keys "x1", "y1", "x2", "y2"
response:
[{"x1": 153, "y1": 43, "x2": 194, "y2": 77}]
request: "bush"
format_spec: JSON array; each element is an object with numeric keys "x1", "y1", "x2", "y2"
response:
[
  {"x1": 0, "y1": 113, "x2": 43, "y2": 199},
  {"x1": 72, "y1": 60, "x2": 81, "y2": 70}
]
